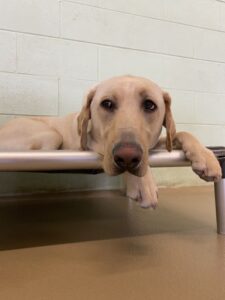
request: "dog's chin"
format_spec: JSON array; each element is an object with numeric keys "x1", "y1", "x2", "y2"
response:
[
  {"x1": 128, "y1": 167, "x2": 147, "y2": 177},
  {"x1": 103, "y1": 163, "x2": 148, "y2": 177},
  {"x1": 103, "y1": 164, "x2": 124, "y2": 176},
  {"x1": 127, "y1": 163, "x2": 148, "y2": 177}
]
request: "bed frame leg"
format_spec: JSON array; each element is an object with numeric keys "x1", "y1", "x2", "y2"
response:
[{"x1": 214, "y1": 157, "x2": 225, "y2": 234}]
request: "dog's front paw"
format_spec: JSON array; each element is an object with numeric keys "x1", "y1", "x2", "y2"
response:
[
  {"x1": 126, "y1": 183, "x2": 158, "y2": 209},
  {"x1": 137, "y1": 180, "x2": 158, "y2": 209},
  {"x1": 125, "y1": 169, "x2": 158, "y2": 209},
  {"x1": 189, "y1": 149, "x2": 222, "y2": 182}
]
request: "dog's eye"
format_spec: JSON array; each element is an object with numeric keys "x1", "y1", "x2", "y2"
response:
[
  {"x1": 100, "y1": 99, "x2": 116, "y2": 112},
  {"x1": 143, "y1": 99, "x2": 157, "y2": 112}
]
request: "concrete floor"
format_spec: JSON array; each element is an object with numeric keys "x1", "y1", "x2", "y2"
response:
[{"x1": 0, "y1": 186, "x2": 225, "y2": 300}]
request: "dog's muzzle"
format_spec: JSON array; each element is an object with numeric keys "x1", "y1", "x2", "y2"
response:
[{"x1": 112, "y1": 142, "x2": 143, "y2": 173}]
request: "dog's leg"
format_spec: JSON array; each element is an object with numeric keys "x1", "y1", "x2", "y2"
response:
[
  {"x1": 174, "y1": 131, "x2": 222, "y2": 182},
  {"x1": 30, "y1": 131, "x2": 63, "y2": 150},
  {"x1": 124, "y1": 167, "x2": 158, "y2": 209},
  {"x1": 0, "y1": 117, "x2": 63, "y2": 151},
  {"x1": 1, "y1": 131, "x2": 63, "y2": 151}
]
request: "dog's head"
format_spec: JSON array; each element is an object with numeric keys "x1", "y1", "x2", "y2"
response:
[{"x1": 78, "y1": 75, "x2": 176, "y2": 176}]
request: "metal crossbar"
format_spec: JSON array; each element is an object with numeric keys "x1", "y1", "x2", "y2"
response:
[
  {"x1": 0, "y1": 148, "x2": 224, "y2": 234},
  {"x1": 0, "y1": 150, "x2": 190, "y2": 171}
]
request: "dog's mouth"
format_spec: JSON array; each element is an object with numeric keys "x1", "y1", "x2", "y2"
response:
[{"x1": 113, "y1": 164, "x2": 144, "y2": 176}]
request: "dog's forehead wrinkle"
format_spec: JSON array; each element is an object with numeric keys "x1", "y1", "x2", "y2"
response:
[{"x1": 95, "y1": 76, "x2": 163, "y2": 104}]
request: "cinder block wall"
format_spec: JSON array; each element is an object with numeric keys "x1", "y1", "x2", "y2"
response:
[{"x1": 0, "y1": 0, "x2": 225, "y2": 195}]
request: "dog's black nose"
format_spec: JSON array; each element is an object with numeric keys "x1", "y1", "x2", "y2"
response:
[{"x1": 113, "y1": 143, "x2": 143, "y2": 171}]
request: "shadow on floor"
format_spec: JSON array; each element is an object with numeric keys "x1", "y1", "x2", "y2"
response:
[{"x1": 0, "y1": 187, "x2": 216, "y2": 251}]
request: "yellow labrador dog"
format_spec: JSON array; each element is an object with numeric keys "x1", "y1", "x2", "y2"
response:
[{"x1": 0, "y1": 75, "x2": 221, "y2": 208}]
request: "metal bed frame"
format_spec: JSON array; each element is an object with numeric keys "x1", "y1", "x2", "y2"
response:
[{"x1": 0, "y1": 148, "x2": 224, "y2": 234}]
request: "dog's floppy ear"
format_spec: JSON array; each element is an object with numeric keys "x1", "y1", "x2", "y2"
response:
[
  {"x1": 163, "y1": 92, "x2": 176, "y2": 152},
  {"x1": 77, "y1": 87, "x2": 96, "y2": 150}
]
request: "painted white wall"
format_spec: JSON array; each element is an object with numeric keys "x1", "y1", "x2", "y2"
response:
[{"x1": 0, "y1": 0, "x2": 225, "y2": 194}]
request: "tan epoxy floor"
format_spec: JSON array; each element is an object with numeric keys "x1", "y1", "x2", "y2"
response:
[{"x1": 0, "y1": 186, "x2": 225, "y2": 300}]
